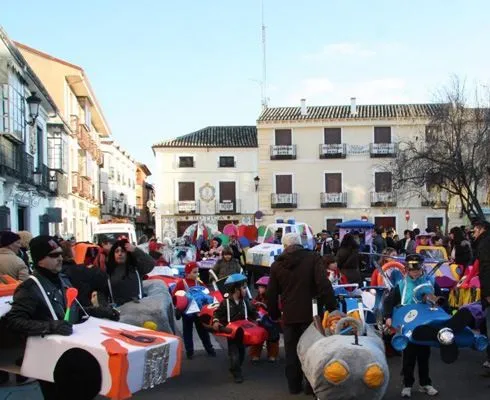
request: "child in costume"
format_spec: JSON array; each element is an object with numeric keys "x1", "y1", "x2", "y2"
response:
[
  {"x1": 249, "y1": 276, "x2": 280, "y2": 362},
  {"x1": 173, "y1": 261, "x2": 216, "y2": 359},
  {"x1": 212, "y1": 273, "x2": 258, "y2": 383},
  {"x1": 384, "y1": 254, "x2": 439, "y2": 398}
]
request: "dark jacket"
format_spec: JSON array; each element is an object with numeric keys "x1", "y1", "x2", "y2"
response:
[
  {"x1": 107, "y1": 248, "x2": 155, "y2": 305},
  {"x1": 62, "y1": 261, "x2": 108, "y2": 307},
  {"x1": 213, "y1": 297, "x2": 258, "y2": 325},
  {"x1": 451, "y1": 241, "x2": 472, "y2": 267},
  {"x1": 337, "y1": 247, "x2": 361, "y2": 284},
  {"x1": 476, "y1": 231, "x2": 490, "y2": 303},
  {"x1": 3, "y1": 268, "x2": 82, "y2": 336},
  {"x1": 267, "y1": 245, "x2": 336, "y2": 324},
  {"x1": 212, "y1": 258, "x2": 241, "y2": 280},
  {"x1": 373, "y1": 235, "x2": 386, "y2": 253}
]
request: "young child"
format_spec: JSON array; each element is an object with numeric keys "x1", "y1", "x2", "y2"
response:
[
  {"x1": 323, "y1": 255, "x2": 340, "y2": 284},
  {"x1": 384, "y1": 254, "x2": 439, "y2": 398},
  {"x1": 212, "y1": 246, "x2": 242, "y2": 280},
  {"x1": 173, "y1": 261, "x2": 216, "y2": 360},
  {"x1": 249, "y1": 276, "x2": 280, "y2": 363},
  {"x1": 212, "y1": 273, "x2": 258, "y2": 383}
]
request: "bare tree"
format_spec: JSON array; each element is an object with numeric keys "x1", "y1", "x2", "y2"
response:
[{"x1": 390, "y1": 77, "x2": 490, "y2": 222}]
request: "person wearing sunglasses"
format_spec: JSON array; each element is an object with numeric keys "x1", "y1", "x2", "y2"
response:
[{"x1": 2, "y1": 235, "x2": 119, "y2": 399}]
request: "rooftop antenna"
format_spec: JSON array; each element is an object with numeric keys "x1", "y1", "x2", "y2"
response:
[{"x1": 261, "y1": 0, "x2": 268, "y2": 109}]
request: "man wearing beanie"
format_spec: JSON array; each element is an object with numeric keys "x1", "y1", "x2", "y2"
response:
[
  {"x1": 3, "y1": 235, "x2": 119, "y2": 399},
  {"x1": 0, "y1": 230, "x2": 29, "y2": 281}
]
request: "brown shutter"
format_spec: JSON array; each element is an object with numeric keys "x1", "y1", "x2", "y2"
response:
[
  {"x1": 374, "y1": 217, "x2": 396, "y2": 230},
  {"x1": 325, "y1": 173, "x2": 342, "y2": 193},
  {"x1": 275, "y1": 129, "x2": 292, "y2": 145},
  {"x1": 178, "y1": 182, "x2": 195, "y2": 201},
  {"x1": 324, "y1": 128, "x2": 341, "y2": 144},
  {"x1": 374, "y1": 127, "x2": 391, "y2": 143},
  {"x1": 275, "y1": 175, "x2": 292, "y2": 193},
  {"x1": 375, "y1": 172, "x2": 392, "y2": 192},
  {"x1": 219, "y1": 182, "x2": 236, "y2": 201},
  {"x1": 326, "y1": 218, "x2": 342, "y2": 232}
]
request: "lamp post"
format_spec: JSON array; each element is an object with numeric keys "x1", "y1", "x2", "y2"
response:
[
  {"x1": 26, "y1": 92, "x2": 41, "y2": 126},
  {"x1": 254, "y1": 176, "x2": 260, "y2": 192}
]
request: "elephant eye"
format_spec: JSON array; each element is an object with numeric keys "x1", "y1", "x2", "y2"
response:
[
  {"x1": 323, "y1": 360, "x2": 350, "y2": 385},
  {"x1": 363, "y1": 363, "x2": 385, "y2": 388}
]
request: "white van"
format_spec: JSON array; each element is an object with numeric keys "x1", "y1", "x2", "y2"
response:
[{"x1": 92, "y1": 223, "x2": 137, "y2": 245}]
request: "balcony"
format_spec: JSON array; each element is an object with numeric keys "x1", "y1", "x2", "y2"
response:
[
  {"x1": 319, "y1": 144, "x2": 347, "y2": 159},
  {"x1": 80, "y1": 176, "x2": 92, "y2": 199},
  {"x1": 49, "y1": 170, "x2": 68, "y2": 197},
  {"x1": 270, "y1": 145, "x2": 297, "y2": 160},
  {"x1": 72, "y1": 171, "x2": 80, "y2": 194},
  {"x1": 77, "y1": 124, "x2": 91, "y2": 151},
  {"x1": 371, "y1": 191, "x2": 397, "y2": 207},
  {"x1": 34, "y1": 164, "x2": 50, "y2": 192},
  {"x1": 0, "y1": 143, "x2": 21, "y2": 180},
  {"x1": 20, "y1": 153, "x2": 35, "y2": 186},
  {"x1": 271, "y1": 193, "x2": 298, "y2": 208},
  {"x1": 176, "y1": 200, "x2": 199, "y2": 214},
  {"x1": 421, "y1": 192, "x2": 448, "y2": 208},
  {"x1": 369, "y1": 143, "x2": 398, "y2": 158},
  {"x1": 320, "y1": 192, "x2": 347, "y2": 208},
  {"x1": 216, "y1": 199, "x2": 241, "y2": 214}
]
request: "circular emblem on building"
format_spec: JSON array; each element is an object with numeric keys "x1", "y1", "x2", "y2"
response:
[{"x1": 199, "y1": 183, "x2": 215, "y2": 202}]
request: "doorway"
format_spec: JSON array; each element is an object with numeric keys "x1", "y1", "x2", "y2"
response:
[
  {"x1": 17, "y1": 206, "x2": 28, "y2": 231},
  {"x1": 374, "y1": 216, "x2": 396, "y2": 232}
]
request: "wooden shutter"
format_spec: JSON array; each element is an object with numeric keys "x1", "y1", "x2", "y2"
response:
[
  {"x1": 178, "y1": 182, "x2": 195, "y2": 201},
  {"x1": 275, "y1": 129, "x2": 292, "y2": 145},
  {"x1": 326, "y1": 218, "x2": 342, "y2": 232},
  {"x1": 375, "y1": 172, "x2": 392, "y2": 192},
  {"x1": 219, "y1": 182, "x2": 236, "y2": 201},
  {"x1": 325, "y1": 173, "x2": 342, "y2": 193},
  {"x1": 374, "y1": 127, "x2": 391, "y2": 143},
  {"x1": 275, "y1": 175, "x2": 292, "y2": 194},
  {"x1": 374, "y1": 217, "x2": 396, "y2": 230},
  {"x1": 324, "y1": 128, "x2": 341, "y2": 144}
]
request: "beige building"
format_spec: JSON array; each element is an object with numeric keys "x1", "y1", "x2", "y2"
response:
[
  {"x1": 152, "y1": 126, "x2": 258, "y2": 239},
  {"x1": 17, "y1": 43, "x2": 109, "y2": 241},
  {"x1": 256, "y1": 99, "x2": 454, "y2": 233}
]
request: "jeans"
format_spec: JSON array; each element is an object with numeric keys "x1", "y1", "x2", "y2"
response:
[
  {"x1": 402, "y1": 343, "x2": 432, "y2": 387},
  {"x1": 182, "y1": 313, "x2": 213, "y2": 355}
]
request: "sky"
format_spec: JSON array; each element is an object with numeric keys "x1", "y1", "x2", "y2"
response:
[{"x1": 2, "y1": 0, "x2": 490, "y2": 176}]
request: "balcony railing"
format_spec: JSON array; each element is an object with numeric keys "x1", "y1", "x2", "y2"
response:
[
  {"x1": 72, "y1": 171, "x2": 80, "y2": 194},
  {"x1": 319, "y1": 144, "x2": 347, "y2": 159},
  {"x1": 271, "y1": 193, "x2": 298, "y2": 208},
  {"x1": 20, "y1": 153, "x2": 35, "y2": 186},
  {"x1": 320, "y1": 192, "x2": 347, "y2": 208},
  {"x1": 370, "y1": 191, "x2": 397, "y2": 207},
  {"x1": 369, "y1": 143, "x2": 398, "y2": 158},
  {"x1": 176, "y1": 200, "x2": 199, "y2": 214},
  {"x1": 34, "y1": 164, "x2": 50, "y2": 192},
  {"x1": 216, "y1": 199, "x2": 241, "y2": 214},
  {"x1": 49, "y1": 170, "x2": 68, "y2": 197},
  {"x1": 270, "y1": 145, "x2": 297, "y2": 160},
  {"x1": 80, "y1": 176, "x2": 92, "y2": 199},
  {"x1": 77, "y1": 124, "x2": 91, "y2": 151},
  {"x1": 421, "y1": 192, "x2": 448, "y2": 208}
]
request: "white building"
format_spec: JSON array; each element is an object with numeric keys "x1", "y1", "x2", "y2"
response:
[
  {"x1": 100, "y1": 139, "x2": 137, "y2": 222},
  {"x1": 17, "y1": 42, "x2": 110, "y2": 241},
  {"x1": 152, "y1": 126, "x2": 258, "y2": 239},
  {"x1": 0, "y1": 28, "x2": 58, "y2": 235}
]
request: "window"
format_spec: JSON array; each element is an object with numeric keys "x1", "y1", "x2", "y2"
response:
[
  {"x1": 425, "y1": 125, "x2": 440, "y2": 143},
  {"x1": 179, "y1": 156, "x2": 194, "y2": 168},
  {"x1": 178, "y1": 182, "x2": 195, "y2": 201},
  {"x1": 375, "y1": 172, "x2": 392, "y2": 192},
  {"x1": 374, "y1": 127, "x2": 391, "y2": 143},
  {"x1": 275, "y1": 174, "x2": 292, "y2": 194},
  {"x1": 275, "y1": 129, "x2": 292, "y2": 145},
  {"x1": 219, "y1": 156, "x2": 235, "y2": 168},
  {"x1": 425, "y1": 172, "x2": 443, "y2": 191},
  {"x1": 0, "y1": 137, "x2": 20, "y2": 170},
  {"x1": 374, "y1": 217, "x2": 396, "y2": 231},
  {"x1": 36, "y1": 126, "x2": 44, "y2": 169},
  {"x1": 427, "y1": 217, "x2": 443, "y2": 232},
  {"x1": 48, "y1": 134, "x2": 68, "y2": 172},
  {"x1": 324, "y1": 128, "x2": 341, "y2": 144},
  {"x1": 326, "y1": 218, "x2": 342, "y2": 233},
  {"x1": 325, "y1": 173, "x2": 342, "y2": 193},
  {"x1": 2, "y1": 73, "x2": 26, "y2": 141}
]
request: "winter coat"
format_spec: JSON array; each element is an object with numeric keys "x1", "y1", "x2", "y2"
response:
[
  {"x1": 212, "y1": 258, "x2": 242, "y2": 280},
  {"x1": 450, "y1": 240, "x2": 472, "y2": 267},
  {"x1": 267, "y1": 245, "x2": 336, "y2": 324},
  {"x1": 106, "y1": 248, "x2": 155, "y2": 305},
  {"x1": 62, "y1": 261, "x2": 109, "y2": 307},
  {"x1": 213, "y1": 297, "x2": 258, "y2": 325},
  {"x1": 475, "y1": 231, "x2": 490, "y2": 304},
  {"x1": 373, "y1": 235, "x2": 386, "y2": 253},
  {"x1": 0, "y1": 248, "x2": 30, "y2": 281},
  {"x1": 336, "y1": 247, "x2": 361, "y2": 284}
]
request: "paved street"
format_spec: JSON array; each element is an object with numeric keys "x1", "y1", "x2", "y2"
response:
[{"x1": 134, "y1": 325, "x2": 490, "y2": 400}]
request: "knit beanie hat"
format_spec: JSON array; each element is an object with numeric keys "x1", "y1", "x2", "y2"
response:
[
  {"x1": 30, "y1": 235, "x2": 60, "y2": 265},
  {"x1": 0, "y1": 231, "x2": 20, "y2": 248},
  {"x1": 185, "y1": 261, "x2": 198, "y2": 275}
]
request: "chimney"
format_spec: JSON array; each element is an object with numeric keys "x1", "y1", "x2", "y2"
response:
[
  {"x1": 350, "y1": 97, "x2": 357, "y2": 115},
  {"x1": 300, "y1": 98, "x2": 307, "y2": 116}
]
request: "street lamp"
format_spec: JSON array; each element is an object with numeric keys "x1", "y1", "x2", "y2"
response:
[
  {"x1": 26, "y1": 92, "x2": 41, "y2": 126},
  {"x1": 119, "y1": 192, "x2": 125, "y2": 202},
  {"x1": 254, "y1": 176, "x2": 260, "y2": 191}
]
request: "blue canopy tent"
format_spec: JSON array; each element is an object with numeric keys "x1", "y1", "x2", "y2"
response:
[{"x1": 336, "y1": 219, "x2": 375, "y2": 245}]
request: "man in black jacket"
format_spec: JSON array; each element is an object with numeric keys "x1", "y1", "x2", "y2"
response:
[
  {"x1": 472, "y1": 220, "x2": 490, "y2": 370},
  {"x1": 267, "y1": 232, "x2": 337, "y2": 395},
  {"x1": 3, "y1": 235, "x2": 118, "y2": 399}
]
